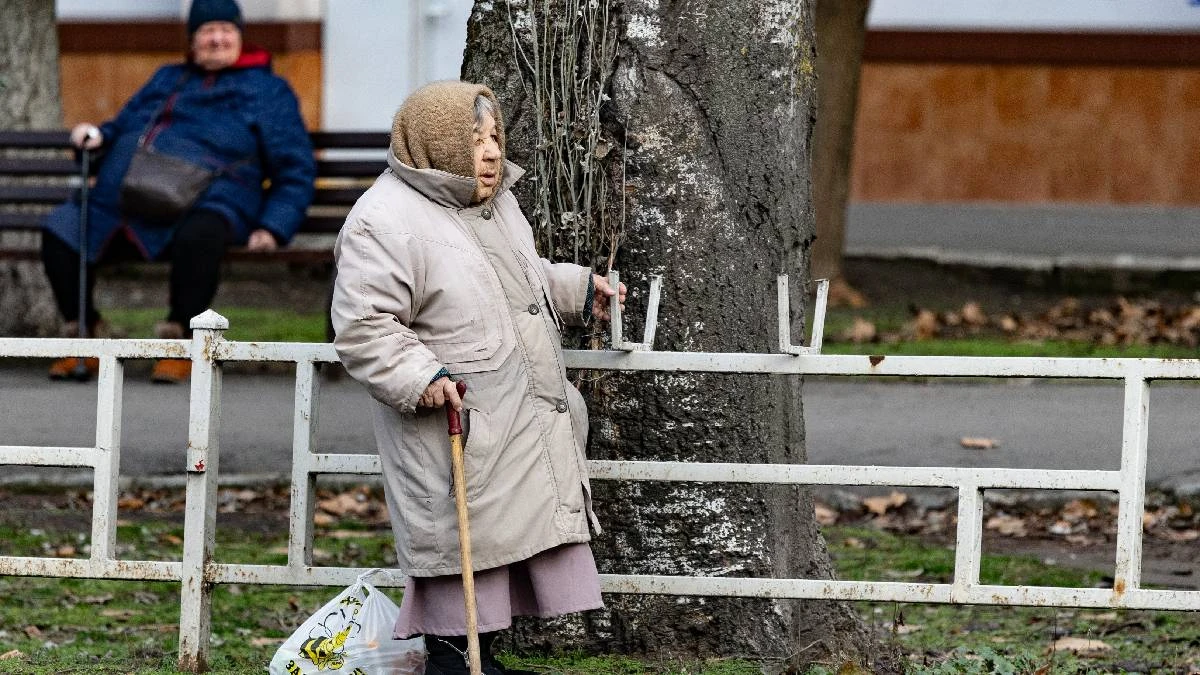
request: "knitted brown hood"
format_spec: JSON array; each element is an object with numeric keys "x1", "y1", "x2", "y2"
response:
[{"x1": 391, "y1": 80, "x2": 505, "y2": 182}]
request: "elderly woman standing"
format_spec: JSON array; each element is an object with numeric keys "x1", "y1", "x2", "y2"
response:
[{"x1": 331, "y1": 81, "x2": 624, "y2": 674}]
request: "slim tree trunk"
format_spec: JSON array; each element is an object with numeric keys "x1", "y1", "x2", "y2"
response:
[
  {"x1": 464, "y1": 0, "x2": 877, "y2": 668},
  {"x1": 0, "y1": 0, "x2": 63, "y2": 336},
  {"x1": 811, "y1": 0, "x2": 871, "y2": 283}
]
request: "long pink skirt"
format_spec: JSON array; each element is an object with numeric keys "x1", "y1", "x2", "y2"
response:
[{"x1": 393, "y1": 543, "x2": 603, "y2": 638}]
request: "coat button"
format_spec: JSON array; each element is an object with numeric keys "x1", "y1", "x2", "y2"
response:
[
  {"x1": 555, "y1": 400, "x2": 568, "y2": 413},
  {"x1": 481, "y1": 207, "x2": 493, "y2": 220},
  {"x1": 528, "y1": 303, "x2": 540, "y2": 315}
]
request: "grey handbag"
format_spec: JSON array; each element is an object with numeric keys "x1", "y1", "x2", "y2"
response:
[
  {"x1": 119, "y1": 144, "x2": 215, "y2": 223},
  {"x1": 118, "y1": 71, "x2": 239, "y2": 224}
]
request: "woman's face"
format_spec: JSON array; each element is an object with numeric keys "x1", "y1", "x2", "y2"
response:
[
  {"x1": 191, "y1": 21, "x2": 242, "y2": 71},
  {"x1": 472, "y1": 113, "x2": 502, "y2": 203}
]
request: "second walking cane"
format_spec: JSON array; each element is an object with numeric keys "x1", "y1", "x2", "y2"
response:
[
  {"x1": 444, "y1": 380, "x2": 481, "y2": 675},
  {"x1": 72, "y1": 128, "x2": 100, "y2": 381}
]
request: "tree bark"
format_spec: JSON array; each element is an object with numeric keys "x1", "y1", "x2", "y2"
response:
[
  {"x1": 810, "y1": 0, "x2": 871, "y2": 283},
  {"x1": 0, "y1": 0, "x2": 63, "y2": 336},
  {"x1": 464, "y1": 0, "x2": 876, "y2": 668}
]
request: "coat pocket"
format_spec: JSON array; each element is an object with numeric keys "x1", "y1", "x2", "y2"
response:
[
  {"x1": 462, "y1": 407, "x2": 499, "y2": 500},
  {"x1": 420, "y1": 250, "x2": 504, "y2": 366}
]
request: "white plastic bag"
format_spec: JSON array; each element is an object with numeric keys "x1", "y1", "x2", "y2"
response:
[{"x1": 269, "y1": 569, "x2": 425, "y2": 675}]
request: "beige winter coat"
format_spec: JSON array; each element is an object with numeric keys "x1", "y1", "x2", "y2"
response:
[{"x1": 331, "y1": 82, "x2": 598, "y2": 577}]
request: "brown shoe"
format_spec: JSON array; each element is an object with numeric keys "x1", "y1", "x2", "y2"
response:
[
  {"x1": 48, "y1": 357, "x2": 100, "y2": 381},
  {"x1": 150, "y1": 358, "x2": 191, "y2": 384},
  {"x1": 47, "y1": 320, "x2": 110, "y2": 381}
]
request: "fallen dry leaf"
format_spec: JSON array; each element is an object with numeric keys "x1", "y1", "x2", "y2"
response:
[
  {"x1": 912, "y1": 309, "x2": 939, "y2": 340},
  {"x1": 985, "y1": 514, "x2": 1027, "y2": 537},
  {"x1": 1061, "y1": 499, "x2": 1098, "y2": 521},
  {"x1": 318, "y1": 493, "x2": 371, "y2": 517},
  {"x1": 324, "y1": 529, "x2": 383, "y2": 540},
  {"x1": 23, "y1": 626, "x2": 42, "y2": 639},
  {"x1": 118, "y1": 496, "x2": 146, "y2": 510},
  {"x1": 863, "y1": 491, "x2": 908, "y2": 516},
  {"x1": 0, "y1": 650, "x2": 23, "y2": 661},
  {"x1": 960, "y1": 437, "x2": 1000, "y2": 450},
  {"x1": 100, "y1": 609, "x2": 140, "y2": 620},
  {"x1": 313, "y1": 512, "x2": 335, "y2": 527},
  {"x1": 1158, "y1": 529, "x2": 1200, "y2": 543},
  {"x1": 961, "y1": 302, "x2": 987, "y2": 326},
  {"x1": 1048, "y1": 520, "x2": 1076, "y2": 536},
  {"x1": 844, "y1": 317, "x2": 877, "y2": 344},
  {"x1": 814, "y1": 503, "x2": 838, "y2": 526},
  {"x1": 250, "y1": 637, "x2": 284, "y2": 647},
  {"x1": 828, "y1": 278, "x2": 868, "y2": 309},
  {"x1": 1050, "y1": 636, "x2": 1111, "y2": 655},
  {"x1": 883, "y1": 568, "x2": 925, "y2": 579}
]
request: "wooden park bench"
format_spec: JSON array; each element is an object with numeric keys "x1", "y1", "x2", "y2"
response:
[{"x1": 0, "y1": 129, "x2": 389, "y2": 265}]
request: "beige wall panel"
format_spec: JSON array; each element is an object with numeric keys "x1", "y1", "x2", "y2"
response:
[
  {"x1": 852, "y1": 63, "x2": 1200, "y2": 206},
  {"x1": 60, "y1": 50, "x2": 322, "y2": 130}
]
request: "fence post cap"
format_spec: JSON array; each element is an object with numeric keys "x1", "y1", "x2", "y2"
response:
[{"x1": 190, "y1": 310, "x2": 229, "y2": 331}]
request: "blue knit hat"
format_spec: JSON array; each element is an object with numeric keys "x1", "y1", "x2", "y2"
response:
[{"x1": 187, "y1": 0, "x2": 244, "y2": 36}]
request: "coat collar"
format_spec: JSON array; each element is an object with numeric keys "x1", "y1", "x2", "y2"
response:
[{"x1": 387, "y1": 151, "x2": 524, "y2": 209}]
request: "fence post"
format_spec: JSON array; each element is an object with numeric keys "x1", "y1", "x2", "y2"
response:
[
  {"x1": 1113, "y1": 373, "x2": 1149, "y2": 602},
  {"x1": 90, "y1": 356, "x2": 124, "y2": 565},
  {"x1": 178, "y1": 311, "x2": 228, "y2": 673}
]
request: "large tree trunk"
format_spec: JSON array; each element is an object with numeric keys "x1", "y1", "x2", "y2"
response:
[
  {"x1": 0, "y1": 0, "x2": 63, "y2": 336},
  {"x1": 464, "y1": 0, "x2": 876, "y2": 669},
  {"x1": 810, "y1": 0, "x2": 871, "y2": 284}
]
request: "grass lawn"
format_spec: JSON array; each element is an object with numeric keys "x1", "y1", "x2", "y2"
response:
[
  {"x1": 102, "y1": 308, "x2": 327, "y2": 344},
  {"x1": 1, "y1": 514, "x2": 1196, "y2": 674},
  {"x1": 818, "y1": 308, "x2": 1200, "y2": 359},
  {"x1": 103, "y1": 304, "x2": 1200, "y2": 361}
]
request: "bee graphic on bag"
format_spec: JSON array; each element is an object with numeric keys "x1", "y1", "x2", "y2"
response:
[
  {"x1": 298, "y1": 594, "x2": 364, "y2": 671},
  {"x1": 299, "y1": 626, "x2": 353, "y2": 670}
]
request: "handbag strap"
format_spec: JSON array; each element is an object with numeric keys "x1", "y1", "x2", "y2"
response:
[
  {"x1": 136, "y1": 68, "x2": 256, "y2": 178},
  {"x1": 138, "y1": 70, "x2": 191, "y2": 148}
]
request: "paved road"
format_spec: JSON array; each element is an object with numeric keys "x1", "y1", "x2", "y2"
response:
[
  {"x1": 3, "y1": 365, "x2": 1198, "y2": 494},
  {"x1": 847, "y1": 203, "x2": 1200, "y2": 271}
]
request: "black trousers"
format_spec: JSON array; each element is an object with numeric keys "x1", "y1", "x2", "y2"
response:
[{"x1": 41, "y1": 210, "x2": 229, "y2": 332}]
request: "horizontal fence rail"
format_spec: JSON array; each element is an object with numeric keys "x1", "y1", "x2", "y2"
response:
[{"x1": 1, "y1": 308, "x2": 1197, "y2": 671}]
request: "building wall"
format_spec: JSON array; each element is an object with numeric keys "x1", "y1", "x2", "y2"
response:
[
  {"x1": 57, "y1": 22, "x2": 322, "y2": 129},
  {"x1": 850, "y1": 31, "x2": 1200, "y2": 206}
]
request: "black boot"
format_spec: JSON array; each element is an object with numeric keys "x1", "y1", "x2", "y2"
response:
[
  {"x1": 425, "y1": 633, "x2": 537, "y2": 675},
  {"x1": 424, "y1": 635, "x2": 471, "y2": 675},
  {"x1": 479, "y1": 632, "x2": 537, "y2": 675}
]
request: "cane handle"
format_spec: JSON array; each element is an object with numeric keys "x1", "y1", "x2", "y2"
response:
[{"x1": 444, "y1": 380, "x2": 469, "y2": 436}]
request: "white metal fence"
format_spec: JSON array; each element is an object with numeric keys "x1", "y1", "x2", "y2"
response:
[{"x1": 2, "y1": 303, "x2": 1199, "y2": 671}]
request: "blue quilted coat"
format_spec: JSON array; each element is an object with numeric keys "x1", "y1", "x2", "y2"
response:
[{"x1": 43, "y1": 46, "x2": 316, "y2": 262}]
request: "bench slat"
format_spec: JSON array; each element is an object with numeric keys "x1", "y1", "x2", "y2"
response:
[
  {"x1": 308, "y1": 132, "x2": 389, "y2": 148},
  {"x1": 0, "y1": 131, "x2": 72, "y2": 147},
  {"x1": 0, "y1": 157, "x2": 78, "y2": 177},
  {"x1": 0, "y1": 213, "x2": 46, "y2": 229},
  {"x1": 314, "y1": 159, "x2": 386, "y2": 177},
  {"x1": 0, "y1": 131, "x2": 385, "y2": 151},
  {"x1": 0, "y1": 186, "x2": 363, "y2": 208},
  {"x1": 0, "y1": 185, "x2": 73, "y2": 204},
  {"x1": 0, "y1": 213, "x2": 350, "y2": 233}
]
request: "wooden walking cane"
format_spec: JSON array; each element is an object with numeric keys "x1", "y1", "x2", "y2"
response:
[{"x1": 445, "y1": 380, "x2": 482, "y2": 675}]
